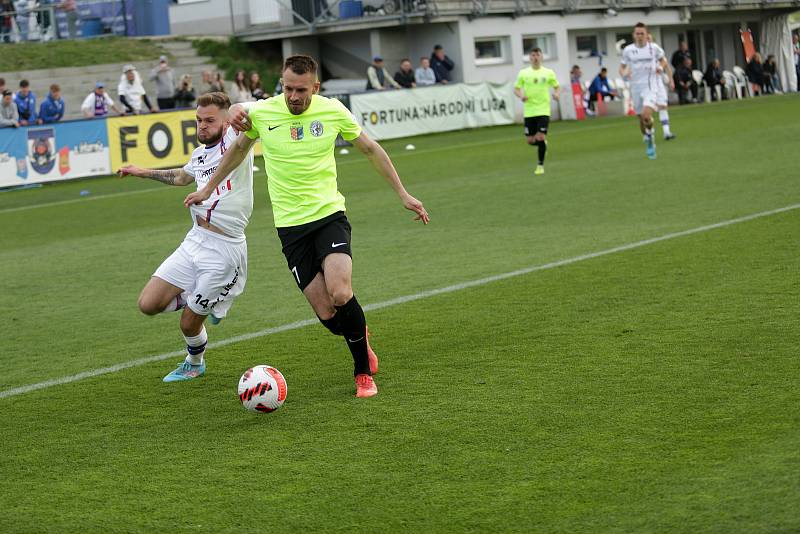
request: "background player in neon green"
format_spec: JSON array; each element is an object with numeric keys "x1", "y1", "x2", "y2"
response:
[
  {"x1": 514, "y1": 48, "x2": 561, "y2": 175},
  {"x1": 185, "y1": 55, "x2": 429, "y2": 399}
]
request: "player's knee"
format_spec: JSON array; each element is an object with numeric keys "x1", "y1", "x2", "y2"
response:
[
  {"x1": 526, "y1": 137, "x2": 537, "y2": 145},
  {"x1": 180, "y1": 313, "x2": 204, "y2": 336},
  {"x1": 138, "y1": 295, "x2": 162, "y2": 316},
  {"x1": 329, "y1": 287, "x2": 354, "y2": 307}
]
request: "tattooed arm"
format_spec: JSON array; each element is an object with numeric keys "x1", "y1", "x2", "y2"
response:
[{"x1": 117, "y1": 166, "x2": 195, "y2": 186}]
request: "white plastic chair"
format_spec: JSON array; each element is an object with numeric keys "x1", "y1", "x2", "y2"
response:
[
  {"x1": 732, "y1": 66, "x2": 753, "y2": 97},
  {"x1": 723, "y1": 70, "x2": 742, "y2": 99},
  {"x1": 692, "y1": 69, "x2": 709, "y2": 103}
]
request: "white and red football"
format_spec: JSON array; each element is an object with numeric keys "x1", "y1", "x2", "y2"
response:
[{"x1": 238, "y1": 365, "x2": 287, "y2": 413}]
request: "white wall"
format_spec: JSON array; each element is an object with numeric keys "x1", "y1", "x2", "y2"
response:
[{"x1": 169, "y1": 0, "x2": 249, "y2": 35}]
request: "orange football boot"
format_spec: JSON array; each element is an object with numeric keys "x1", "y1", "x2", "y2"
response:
[{"x1": 355, "y1": 374, "x2": 378, "y2": 398}]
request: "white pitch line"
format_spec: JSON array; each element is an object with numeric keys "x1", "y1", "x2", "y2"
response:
[
  {"x1": 2, "y1": 202, "x2": 797, "y2": 401},
  {"x1": 0, "y1": 186, "x2": 167, "y2": 215}
]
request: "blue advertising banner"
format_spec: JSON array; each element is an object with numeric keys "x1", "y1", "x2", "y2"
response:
[{"x1": 0, "y1": 119, "x2": 111, "y2": 188}]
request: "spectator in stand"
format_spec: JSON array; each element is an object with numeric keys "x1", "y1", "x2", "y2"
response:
[
  {"x1": 14, "y1": 80, "x2": 36, "y2": 126},
  {"x1": 674, "y1": 57, "x2": 698, "y2": 104},
  {"x1": 745, "y1": 53, "x2": 768, "y2": 96},
  {"x1": 118, "y1": 65, "x2": 155, "y2": 115},
  {"x1": 794, "y1": 33, "x2": 800, "y2": 91},
  {"x1": 0, "y1": 77, "x2": 6, "y2": 94},
  {"x1": 213, "y1": 72, "x2": 226, "y2": 93},
  {"x1": 0, "y1": 2, "x2": 12, "y2": 43},
  {"x1": 150, "y1": 55, "x2": 176, "y2": 110},
  {"x1": 201, "y1": 71, "x2": 225, "y2": 94},
  {"x1": 57, "y1": 0, "x2": 78, "y2": 39},
  {"x1": 589, "y1": 67, "x2": 618, "y2": 103},
  {"x1": 366, "y1": 56, "x2": 401, "y2": 90},
  {"x1": 764, "y1": 55, "x2": 780, "y2": 93},
  {"x1": 249, "y1": 71, "x2": 268, "y2": 100},
  {"x1": 415, "y1": 57, "x2": 436, "y2": 86},
  {"x1": 81, "y1": 82, "x2": 125, "y2": 118},
  {"x1": 0, "y1": 90, "x2": 19, "y2": 128},
  {"x1": 38, "y1": 83, "x2": 64, "y2": 123},
  {"x1": 174, "y1": 74, "x2": 196, "y2": 108},
  {"x1": 430, "y1": 45, "x2": 455, "y2": 84},
  {"x1": 394, "y1": 58, "x2": 416, "y2": 88},
  {"x1": 671, "y1": 41, "x2": 692, "y2": 71},
  {"x1": 229, "y1": 70, "x2": 254, "y2": 104},
  {"x1": 703, "y1": 58, "x2": 726, "y2": 101}
]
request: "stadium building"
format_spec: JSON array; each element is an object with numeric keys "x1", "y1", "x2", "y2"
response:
[{"x1": 170, "y1": 0, "x2": 799, "y2": 94}]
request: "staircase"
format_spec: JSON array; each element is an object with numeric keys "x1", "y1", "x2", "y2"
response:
[{"x1": 0, "y1": 40, "x2": 221, "y2": 121}]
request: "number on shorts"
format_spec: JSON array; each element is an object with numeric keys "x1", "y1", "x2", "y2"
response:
[
  {"x1": 195, "y1": 294, "x2": 210, "y2": 309},
  {"x1": 291, "y1": 266, "x2": 301, "y2": 285}
]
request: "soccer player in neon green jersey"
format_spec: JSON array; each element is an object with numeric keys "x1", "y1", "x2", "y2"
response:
[
  {"x1": 514, "y1": 48, "x2": 560, "y2": 175},
  {"x1": 184, "y1": 55, "x2": 429, "y2": 399}
]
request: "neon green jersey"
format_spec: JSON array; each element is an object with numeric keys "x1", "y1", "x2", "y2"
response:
[
  {"x1": 514, "y1": 66, "x2": 559, "y2": 117},
  {"x1": 245, "y1": 94, "x2": 362, "y2": 227}
]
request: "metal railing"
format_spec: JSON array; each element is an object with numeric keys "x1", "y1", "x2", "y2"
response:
[{"x1": 0, "y1": 1, "x2": 132, "y2": 44}]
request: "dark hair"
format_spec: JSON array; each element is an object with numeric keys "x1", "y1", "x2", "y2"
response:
[
  {"x1": 50, "y1": 83, "x2": 60, "y2": 92},
  {"x1": 20, "y1": 79, "x2": 29, "y2": 88},
  {"x1": 283, "y1": 55, "x2": 318, "y2": 77},
  {"x1": 235, "y1": 69, "x2": 247, "y2": 90},
  {"x1": 634, "y1": 22, "x2": 647, "y2": 29},
  {"x1": 0, "y1": 78, "x2": 5, "y2": 86},
  {"x1": 433, "y1": 45, "x2": 443, "y2": 51},
  {"x1": 2, "y1": 90, "x2": 11, "y2": 97},
  {"x1": 530, "y1": 47, "x2": 542, "y2": 54},
  {"x1": 197, "y1": 91, "x2": 231, "y2": 110},
  {"x1": 600, "y1": 68, "x2": 607, "y2": 73},
  {"x1": 400, "y1": 57, "x2": 411, "y2": 63}
]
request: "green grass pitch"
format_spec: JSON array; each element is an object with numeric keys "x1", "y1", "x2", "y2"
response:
[{"x1": 1, "y1": 95, "x2": 799, "y2": 532}]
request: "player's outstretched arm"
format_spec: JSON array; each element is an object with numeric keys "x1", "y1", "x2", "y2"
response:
[
  {"x1": 117, "y1": 165, "x2": 194, "y2": 186},
  {"x1": 183, "y1": 133, "x2": 258, "y2": 207},
  {"x1": 351, "y1": 132, "x2": 430, "y2": 225}
]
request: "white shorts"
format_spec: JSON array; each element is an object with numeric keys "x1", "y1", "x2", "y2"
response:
[
  {"x1": 655, "y1": 82, "x2": 668, "y2": 108},
  {"x1": 631, "y1": 85, "x2": 658, "y2": 114},
  {"x1": 153, "y1": 226, "x2": 248, "y2": 318}
]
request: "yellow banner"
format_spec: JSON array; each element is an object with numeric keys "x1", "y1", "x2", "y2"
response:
[{"x1": 107, "y1": 110, "x2": 199, "y2": 170}]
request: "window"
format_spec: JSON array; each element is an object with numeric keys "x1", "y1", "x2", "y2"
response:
[
  {"x1": 576, "y1": 35, "x2": 599, "y2": 54},
  {"x1": 522, "y1": 34, "x2": 556, "y2": 61},
  {"x1": 474, "y1": 37, "x2": 508, "y2": 65}
]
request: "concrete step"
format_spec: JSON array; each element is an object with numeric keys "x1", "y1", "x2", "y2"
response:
[{"x1": 160, "y1": 40, "x2": 195, "y2": 51}]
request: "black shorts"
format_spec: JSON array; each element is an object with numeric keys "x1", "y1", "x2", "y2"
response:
[
  {"x1": 524, "y1": 116, "x2": 549, "y2": 136},
  {"x1": 276, "y1": 211, "x2": 352, "y2": 291}
]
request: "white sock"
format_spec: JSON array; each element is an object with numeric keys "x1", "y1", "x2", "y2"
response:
[
  {"x1": 184, "y1": 325, "x2": 207, "y2": 365},
  {"x1": 659, "y1": 110, "x2": 671, "y2": 136},
  {"x1": 165, "y1": 293, "x2": 186, "y2": 313}
]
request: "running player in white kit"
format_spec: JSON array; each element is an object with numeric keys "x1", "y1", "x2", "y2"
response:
[
  {"x1": 619, "y1": 22, "x2": 674, "y2": 159},
  {"x1": 118, "y1": 92, "x2": 257, "y2": 382},
  {"x1": 649, "y1": 32, "x2": 676, "y2": 141}
]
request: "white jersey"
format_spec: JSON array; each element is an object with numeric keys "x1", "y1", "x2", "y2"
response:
[
  {"x1": 621, "y1": 42, "x2": 665, "y2": 90},
  {"x1": 183, "y1": 126, "x2": 254, "y2": 239}
]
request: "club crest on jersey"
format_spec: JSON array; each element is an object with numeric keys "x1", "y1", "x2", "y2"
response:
[
  {"x1": 290, "y1": 123, "x2": 304, "y2": 141},
  {"x1": 310, "y1": 120, "x2": 323, "y2": 137},
  {"x1": 27, "y1": 128, "x2": 56, "y2": 175}
]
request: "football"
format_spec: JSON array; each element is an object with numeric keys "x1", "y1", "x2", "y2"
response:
[{"x1": 238, "y1": 365, "x2": 288, "y2": 413}]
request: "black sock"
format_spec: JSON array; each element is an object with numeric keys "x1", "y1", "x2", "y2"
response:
[
  {"x1": 536, "y1": 141, "x2": 546, "y2": 165},
  {"x1": 317, "y1": 313, "x2": 343, "y2": 336},
  {"x1": 335, "y1": 295, "x2": 370, "y2": 376}
]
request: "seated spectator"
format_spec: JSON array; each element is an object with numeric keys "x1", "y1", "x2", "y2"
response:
[
  {"x1": 430, "y1": 45, "x2": 455, "y2": 84},
  {"x1": 764, "y1": 55, "x2": 780, "y2": 93},
  {"x1": 703, "y1": 59, "x2": 726, "y2": 101},
  {"x1": 415, "y1": 57, "x2": 436, "y2": 87},
  {"x1": 14, "y1": 80, "x2": 36, "y2": 126},
  {"x1": 118, "y1": 65, "x2": 155, "y2": 115},
  {"x1": 38, "y1": 83, "x2": 64, "y2": 124},
  {"x1": 81, "y1": 82, "x2": 124, "y2": 118},
  {"x1": 174, "y1": 74, "x2": 196, "y2": 108},
  {"x1": 589, "y1": 68, "x2": 618, "y2": 103},
  {"x1": 745, "y1": 53, "x2": 768, "y2": 96},
  {"x1": 249, "y1": 72, "x2": 268, "y2": 100},
  {"x1": 150, "y1": 55, "x2": 176, "y2": 110},
  {"x1": 229, "y1": 70, "x2": 254, "y2": 104},
  {"x1": 366, "y1": 57, "x2": 401, "y2": 91},
  {"x1": 671, "y1": 41, "x2": 692, "y2": 71},
  {"x1": 394, "y1": 58, "x2": 416, "y2": 88},
  {"x1": 0, "y1": 89, "x2": 19, "y2": 128},
  {"x1": 674, "y1": 57, "x2": 698, "y2": 104}
]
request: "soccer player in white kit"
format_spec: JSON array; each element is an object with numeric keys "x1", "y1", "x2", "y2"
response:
[
  {"x1": 118, "y1": 92, "x2": 256, "y2": 382},
  {"x1": 619, "y1": 22, "x2": 674, "y2": 159},
  {"x1": 649, "y1": 32, "x2": 676, "y2": 141}
]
